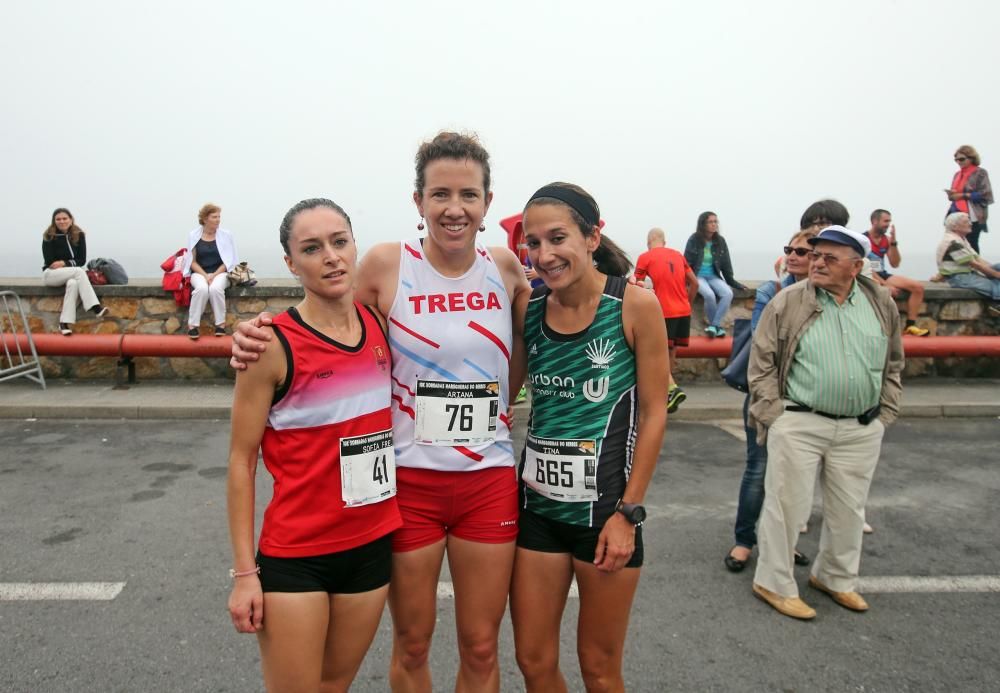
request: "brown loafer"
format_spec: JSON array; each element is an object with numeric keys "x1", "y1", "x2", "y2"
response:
[
  {"x1": 752, "y1": 583, "x2": 816, "y2": 620},
  {"x1": 808, "y1": 576, "x2": 869, "y2": 612}
]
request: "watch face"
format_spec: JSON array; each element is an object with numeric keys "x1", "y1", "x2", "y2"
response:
[{"x1": 631, "y1": 506, "x2": 647, "y2": 524}]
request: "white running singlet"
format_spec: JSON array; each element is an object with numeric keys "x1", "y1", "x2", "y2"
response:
[{"x1": 388, "y1": 239, "x2": 514, "y2": 471}]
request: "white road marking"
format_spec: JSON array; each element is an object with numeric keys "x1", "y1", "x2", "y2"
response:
[
  {"x1": 436, "y1": 581, "x2": 579, "y2": 599},
  {"x1": 714, "y1": 420, "x2": 747, "y2": 442},
  {"x1": 857, "y1": 576, "x2": 1000, "y2": 593},
  {"x1": 0, "y1": 582, "x2": 126, "y2": 601}
]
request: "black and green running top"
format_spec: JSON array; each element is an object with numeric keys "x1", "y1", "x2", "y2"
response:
[{"x1": 519, "y1": 275, "x2": 638, "y2": 527}]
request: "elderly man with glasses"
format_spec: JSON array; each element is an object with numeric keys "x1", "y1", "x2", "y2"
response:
[{"x1": 746, "y1": 226, "x2": 904, "y2": 620}]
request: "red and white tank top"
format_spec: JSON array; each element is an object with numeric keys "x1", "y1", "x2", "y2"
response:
[
  {"x1": 258, "y1": 305, "x2": 402, "y2": 558},
  {"x1": 387, "y1": 239, "x2": 515, "y2": 471}
]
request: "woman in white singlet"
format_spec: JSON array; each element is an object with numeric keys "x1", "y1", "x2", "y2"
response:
[{"x1": 233, "y1": 132, "x2": 531, "y2": 692}]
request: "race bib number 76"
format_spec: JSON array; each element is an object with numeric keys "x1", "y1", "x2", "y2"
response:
[{"x1": 414, "y1": 380, "x2": 499, "y2": 446}]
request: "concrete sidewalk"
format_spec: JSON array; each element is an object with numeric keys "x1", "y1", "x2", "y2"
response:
[{"x1": 1, "y1": 378, "x2": 998, "y2": 420}]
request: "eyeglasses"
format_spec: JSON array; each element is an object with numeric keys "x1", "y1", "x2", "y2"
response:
[
  {"x1": 810, "y1": 251, "x2": 859, "y2": 265},
  {"x1": 784, "y1": 246, "x2": 811, "y2": 257},
  {"x1": 955, "y1": 156, "x2": 969, "y2": 162},
  {"x1": 807, "y1": 219, "x2": 830, "y2": 228}
]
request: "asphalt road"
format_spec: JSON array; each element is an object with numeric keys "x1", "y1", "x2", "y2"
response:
[{"x1": 1, "y1": 417, "x2": 998, "y2": 692}]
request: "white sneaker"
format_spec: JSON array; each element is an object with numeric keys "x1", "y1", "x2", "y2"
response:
[{"x1": 863, "y1": 522, "x2": 874, "y2": 534}]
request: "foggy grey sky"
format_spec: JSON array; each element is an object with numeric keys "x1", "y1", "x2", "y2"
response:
[{"x1": 4, "y1": 0, "x2": 999, "y2": 280}]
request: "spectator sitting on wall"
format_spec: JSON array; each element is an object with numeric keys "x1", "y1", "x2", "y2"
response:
[
  {"x1": 41, "y1": 207, "x2": 111, "y2": 336},
  {"x1": 937, "y1": 212, "x2": 1000, "y2": 316},
  {"x1": 865, "y1": 209, "x2": 930, "y2": 336},
  {"x1": 684, "y1": 211, "x2": 747, "y2": 338}
]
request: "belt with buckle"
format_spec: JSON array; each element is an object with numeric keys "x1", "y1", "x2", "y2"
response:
[
  {"x1": 786, "y1": 402, "x2": 856, "y2": 420},
  {"x1": 785, "y1": 401, "x2": 880, "y2": 425}
]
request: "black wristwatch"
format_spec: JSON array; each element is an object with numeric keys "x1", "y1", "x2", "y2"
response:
[{"x1": 615, "y1": 499, "x2": 646, "y2": 525}]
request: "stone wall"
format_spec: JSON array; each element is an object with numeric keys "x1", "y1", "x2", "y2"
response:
[{"x1": 2, "y1": 278, "x2": 998, "y2": 381}]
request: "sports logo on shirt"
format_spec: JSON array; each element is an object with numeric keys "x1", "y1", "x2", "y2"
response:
[
  {"x1": 583, "y1": 377, "x2": 609, "y2": 403},
  {"x1": 372, "y1": 345, "x2": 389, "y2": 372},
  {"x1": 585, "y1": 338, "x2": 616, "y2": 370}
]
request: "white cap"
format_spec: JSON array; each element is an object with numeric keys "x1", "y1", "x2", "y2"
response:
[{"x1": 809, "y1": 225, "x2": 872, "y2": 258}]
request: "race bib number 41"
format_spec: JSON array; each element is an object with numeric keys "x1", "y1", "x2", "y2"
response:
[
  {"x1": 414, "y1": 380, "x2": 499, "y2": 446},
  {"x1": 340, "y1": 429, "x2": 396, "y2": 507},
  {"x1": 522, "y1": 434, "x2": 598, "y2": 502}
]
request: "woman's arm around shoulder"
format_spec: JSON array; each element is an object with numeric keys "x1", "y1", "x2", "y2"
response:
[
  {"x1": 227, "y1": 327, "x2": 285, "y2": 634},
  {"x1": 355, "y1": 242, "x2": 401, "y2": 316},
  {"x1": 489, "y1": 245, "x2": 532, "y2": 306},
  {"x1": 508, "y1": 281, "x2": 532, "y2": 402}
]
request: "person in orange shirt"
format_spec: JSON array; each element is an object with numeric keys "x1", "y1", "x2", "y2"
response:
[{"x1": 634, "y1": 228, "x2": 699, "y2": 412}]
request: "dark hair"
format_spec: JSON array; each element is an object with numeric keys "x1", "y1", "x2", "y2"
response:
[
  {"x1": 696, "y1": 211, "x2": 718, "y2": 239},
  {"x1": 414, "y1": 131, "x2": 491, "y2": 197},
  {"x1": 870, "y1": 208, "x2": 890, "y2": 223},
  {"x1": 42, "y1": 207, "x2": 84, "y2": 244},
  {"x1": 523, "y1": 182, "x2": 632, "y2": 277},
  {"x1": 799, "y1": 199, "x2": 849, "y2": 230},
  {"x1": 279, "y1": 198, "x2": 352, "y2": 254}
]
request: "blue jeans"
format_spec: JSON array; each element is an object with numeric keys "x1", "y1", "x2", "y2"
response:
[
  {"x1": 946, "y1": 263, "x2": 1000, "y2": 300},
  {"x1": 697, "y1": 275, "x2": 734, "y2": 327},
  {"x1": 733, "y1": 394, "x2": 767, "y2": 548}
]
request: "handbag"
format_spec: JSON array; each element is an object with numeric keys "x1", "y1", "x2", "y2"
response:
[
  {"x1": 87, "y1": 258, "x2": 129, "y2": 285},
  {"x1": 86, "y1": 269, "x2": 108, "y2": 285},
  {"x1": 227, "y1": 261, "x2": 257, "y2": 287},
  {"x1": 720, "y1": 318, "x2": 752, "y2": 392}
]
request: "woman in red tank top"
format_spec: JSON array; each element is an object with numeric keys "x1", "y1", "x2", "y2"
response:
[{"x1": 227, "y1": 199, "x2": 401, "y2": 692}]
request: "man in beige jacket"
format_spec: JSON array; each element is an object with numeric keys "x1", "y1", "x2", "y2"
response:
[{"x1": 747, "y1": 226, "x2": 904, "y2": 620}]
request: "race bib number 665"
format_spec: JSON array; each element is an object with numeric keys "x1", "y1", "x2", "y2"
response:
[{"x1": 522, "y1": 434, "x2": 598, "y2": 502}]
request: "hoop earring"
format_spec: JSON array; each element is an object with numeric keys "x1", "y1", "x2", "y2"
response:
[{"x1": 417, "y1": 218, "x2": 425, "y2": 231}]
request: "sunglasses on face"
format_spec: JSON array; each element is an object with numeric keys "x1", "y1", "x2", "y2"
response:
[
  {"x1": 955, "y1": 156, "x2": 969, "y2": 162},
  {"x1": 784, "y1": 246, "x2": 811, "y2": 257}
]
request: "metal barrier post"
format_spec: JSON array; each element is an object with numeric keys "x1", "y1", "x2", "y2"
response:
[{"x1": 0, "y1": 290, "x2": 46, "y2": 389}]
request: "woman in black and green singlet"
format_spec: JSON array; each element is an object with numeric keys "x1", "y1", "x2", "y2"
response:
[{"x1": 509, "y1": 183, "x2": 669, "y2": 693}]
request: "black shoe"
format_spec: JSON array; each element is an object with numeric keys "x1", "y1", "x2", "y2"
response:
[
  {"x1": 59, "y1": 323, "x2": 72, "y2": 336},
  {"x1": 214, "y1": 325, "x2": 226, "y2": 337},
  {"x1": 793, "y1": 550, "x2": 811, "y2": 567},
  {"x1": 188, "y1": 327, "x2": 200, "y2": 340},
  {"x1": 93, "y1": 305, "x2": 110, "y2": 318},
  {"x1": 725, "y1": 549, "x2": 749, "y2": 573}
]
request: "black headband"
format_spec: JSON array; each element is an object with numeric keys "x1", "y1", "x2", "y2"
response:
[{"x1": 527, "y1": 185, "x2": 600, "y2": 228}]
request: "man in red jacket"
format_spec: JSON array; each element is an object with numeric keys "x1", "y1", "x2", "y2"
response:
[{"x1": 634, "y1": 228, "x2": 699, "y2": 412}]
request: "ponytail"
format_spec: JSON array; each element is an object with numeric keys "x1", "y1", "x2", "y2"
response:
[
  {"x1": 524, "y1": 181, "x2": 632, "y2": 277},
  {"x1": 594, "y1": 234, "x2": 632, "y2": 277}
]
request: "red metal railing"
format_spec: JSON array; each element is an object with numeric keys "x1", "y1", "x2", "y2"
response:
[{"x1": 4, "y1": 333, "x2": 999, "y2": 361}]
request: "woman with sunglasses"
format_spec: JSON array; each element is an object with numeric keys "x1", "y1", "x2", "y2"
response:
[
  {"x1": 945, "y1": 146, "x2": 993, "y2": 253},
  {"x1": 724, "y1": 200, "x2": 848, "y2": 573}
]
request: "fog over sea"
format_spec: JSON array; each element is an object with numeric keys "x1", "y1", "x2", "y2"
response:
[
  {"x1": 4, "y1": 2, "x2": 994, "y2": 289},
  {"x1": 2, "y1": 235, "x2": 943, "y2": 287}
]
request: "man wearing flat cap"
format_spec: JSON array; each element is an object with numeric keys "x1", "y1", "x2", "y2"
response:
[{"x1": 747, "y1": 225, "x2": 904, "y2": 620}]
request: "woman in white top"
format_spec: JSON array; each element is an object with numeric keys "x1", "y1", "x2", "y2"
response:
[
  {"x1": 183, "y1": 203, "x2": 238, "y2": 338},
  {"x1": 233, "y1": 132, "x2": 532, "y2": 692}
]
